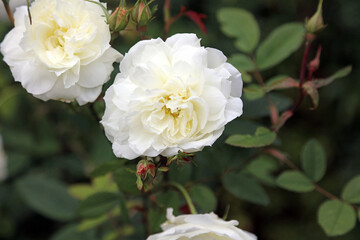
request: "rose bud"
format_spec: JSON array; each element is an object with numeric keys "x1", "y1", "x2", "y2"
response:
[
  {"x1": 131, "y1": 0, "x2": 157, "y2": 27},
  {"x1": 109, "y1": 0, "x2": 130, "y2": 32}
]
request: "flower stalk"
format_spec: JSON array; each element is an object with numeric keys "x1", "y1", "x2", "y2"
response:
[
  {"x1": 2, "y1": 0, "x2": 14, "y2": 25},
  {"x1": 26, "y1": 0, "x2": 32, "y2": 24},
  {"x1": 168, "y1": 181, "x2": 197, "y2": 214}
]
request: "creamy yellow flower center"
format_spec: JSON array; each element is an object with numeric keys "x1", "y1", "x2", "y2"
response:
[
  {"x1": 26, "y1": 0, "x2": 103, "y2": 70},
  {"x1": 139, "y1": 86, "x2": 201, "y2": 142},
  {"x1": 160, "y1": 95, "x2": 183, "y2": 118}
]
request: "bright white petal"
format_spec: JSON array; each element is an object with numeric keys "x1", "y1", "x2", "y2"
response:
[
  {"x1": 206, "y1": 47, "x2": 227, "y2": 68},
  {"x1": 78, "y1": 47, "x2": 122, "y2": 88}
]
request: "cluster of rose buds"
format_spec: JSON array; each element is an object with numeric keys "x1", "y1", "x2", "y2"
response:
[
  {"x1": 109, "y1": 0, "x2": 157, "y2": 33},
  {"x1": 167, "y1": 151, "x2": 195, "y2": 166},
  {"x1": 135, "y1": 159, "x2": 169, "y2": 191},
  {"x1": 135, "y1": 151, "x2": 196, "y2": 192}
]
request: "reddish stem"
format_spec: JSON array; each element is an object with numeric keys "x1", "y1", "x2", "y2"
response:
[
  {"x1": 163, "y1": 5, "x2": 186, "y2": 40},
  {"x1": 251, "y1": 58, "x2": 279, "y2": 126},
  {"x1": 265, "y1": 148, "x2": 359, "y2": 210},
  {"x1": 299, "y1": 40, "x2": 312, "y2": 88},
  {"x1": 274, "y1": 34, "x2": 316, "y2": 132},
  {"x1": 265, "y1": 148, "x2": 299, "y2": 170},
  {"x1": 3, "y1": 1, "x2": 14, "y2": 25}
]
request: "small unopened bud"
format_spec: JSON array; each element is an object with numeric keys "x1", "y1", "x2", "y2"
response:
[
  {"x1": 136, "y1": 175, "x2": 144, "y2": 190},
  {"x1": 131, "y1": 0, "x2": 157, "y2": 27},
  {"x1": 167, "y1": 151, "x2": 195, "y2": 165},
  {"x1": 308, "y1": 45, "x2": 322, "y2": 72},
  {"x1": 109, "y1": 0, "x2": 130, "y2": 32},
  {"x1": 305, "y1": 0, "x2": 326, "y2": 34},
  {"x1": 136, "y1": 159, "x2": 156, "y2": 180}
]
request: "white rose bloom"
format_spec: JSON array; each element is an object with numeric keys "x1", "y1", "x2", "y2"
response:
[
  {"x1": 147, "y1": 208, "x2": 257, "y2": 240},
  {"x1": 0, "y1": 0, "x2": 122, "y2": 105},
  {"x1": 0, "y1": 135, "x2": 7, "y2": 181},
  {"x1": 101, "y1": 33, "x2": 243, "y2": 159}
]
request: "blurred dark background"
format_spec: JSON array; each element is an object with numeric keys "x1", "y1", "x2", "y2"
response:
[{"x1": 0, "y1": 0, "x2": 359, "y2": 239}]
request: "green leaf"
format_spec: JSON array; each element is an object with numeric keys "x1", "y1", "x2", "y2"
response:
[
  {"x1": 217, "y1": 8, "x2": 260, "y2": 53},
  {"x1": 15, "y1": 175, "x2": 78, "y2": 221},
  {"x1": 90, "y1": 160, "x2": 125, "y2": 178},
  {"x1": 224, "y1": 119, "x2": 260, "y2": 136},
  {"x1": 169, "y1": 164, "x2": 193, "y2": 185},
  {"x1": 276, "y1": 170, "x2": 315, "y2": 193},
  {"x1": 68, "y1": 184, "x2": 97, "y2": 200},
  {"x1": 242, "y1": 72, "x2": 252, "y2": 83},
  {"x1": 51, "y1": 224, "x2": 96, "y2": 240},
  {"x1": 245, "y1": 155, "x2": 279, "y2": 186},
  {"x1": 113, "y1": 168, "x2": 139, "y2": 195},
  {"x1": 77, "y1": 215, "x2": 107, "y2": 231},
  {"x1": 312, "y1": 66, "x2": 352, "y2": 88},
  {"x1": 244, "y1": 84, "x2": 265, "y2": 100},
  {"x1": 229, "y1": 54, "x2": 255, "y2": 72},
  {"x1": 0, "y1": 86, "x2": 21, "y2": 120},
  {"x1": 242, "y1": 93, "x2": 293, "y2": 118},
  {"x1": 301, "y1": 139, "x2": 326, "y2": 182},
  {"x1": 318, "y1": 200, "x2": 356, "y2": 236},
  {"x1": 103, "y1": 232, "x2": 117, "y2": 240},
  {"x1": 93, "y1": 174, "x2": 118, "y2": 193},
  {"x1": 303, "y1": 81, "x2": 319, "y2": 109},
  {"x1": 69, "y1": 174, "x2": 118, "y2": 200},
  {"x1": 190, "y1": 185, "x2": 217, "y2": 212},
  {"x1": 149, "y1": 208, "x2": 166, "y2": 233},
  {"x1": 341, "y1": 175, "x2": 360, "y2": 203},
  {"x1": 7, "y1": 153, "x2": 30, "y2": 177},
  {"x1": 77, "y1": 208, "x2": 120, "y2": 231},
  {"x1": 256, "y1": 23, "x2": 305, "y2": 70},
  {"x1": 78, "y1": 192, "x2": 119, "y2": 219},
  {"x1": 2, "y1": 130, "x2": 33, "y2": 154},
  {"x1": 265, "y1": 75, "x2": 299, "y2": 92},
  {"x1": 156, "y1": 191, "x2": 180, "y2": 213},
  {"x1": 226, "y1": 126, "x2": 276, "y2": 148},
  {"x1": 222, "y1": 172, "x2": 269, "y2": 206}
]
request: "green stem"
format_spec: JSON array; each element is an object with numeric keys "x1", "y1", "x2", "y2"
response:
[
  {"x1": 88, "y1": 103, "x2": 100, "y2": 123},
  {"x1": 168, "y1": 181, "x2": 197, "y2": 214},
  {"x1": 26, "y1": 0, "x2": 32, "y2": 24}
]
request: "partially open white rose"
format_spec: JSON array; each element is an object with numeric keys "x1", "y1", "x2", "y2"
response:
[
  {"x1": 0, "y1": 135, "x2": 7, "y2": 181},
  {"x1": 0, "y1": 0, "x2": 122, "y2": 105},
  {"x1": 101, "y1": 33, "x2": 243, "y2": 159},
  {"x1": 147, "y1": 208, "x2": 257, "y2": 240}
]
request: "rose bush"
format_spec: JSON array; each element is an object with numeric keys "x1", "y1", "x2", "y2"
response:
[
  {"x1": 0, "y1": 0, "x2": 122, "y2": 105},
  {"x1": 147, "y1": 208, "x2": 256, "y2": 240},
  {"x1": 0, "y1": 135, "x2": 7, "y2": 181},
  {"x1": 101, "y1": 33, "x2": 243, "y2": 159}
]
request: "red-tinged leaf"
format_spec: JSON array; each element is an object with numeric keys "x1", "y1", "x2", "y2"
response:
[
  {"x1": 185, "y1": 10, "x2": 207, "y2": 34},
  {"x1": 303, "y1": 82, "x2": 319, "y2": 110},
  {"x1": 265, "y1": 76, "x2": 299, "y2": 92},
  {"x1": 311, "y1": 66, "x2": 352, "y2": 88},
  {"x1": 273, "y1": 110, "x2": 293, "y2": 132}
]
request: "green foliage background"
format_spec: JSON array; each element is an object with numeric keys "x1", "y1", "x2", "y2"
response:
[{"x1": 0, "y1": 0, "x2": 359, "y2": 239}]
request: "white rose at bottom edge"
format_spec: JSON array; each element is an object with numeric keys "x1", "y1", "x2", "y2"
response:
[
  {"x1": 147, "y1": 208, "x2": 257, "y2": 240},
  {"x1": 101, "y1": 33, "x2": 243, "y2": 159},
  {"x1": 0, "y1": 0, "x2": 122, "y2": 105}
]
